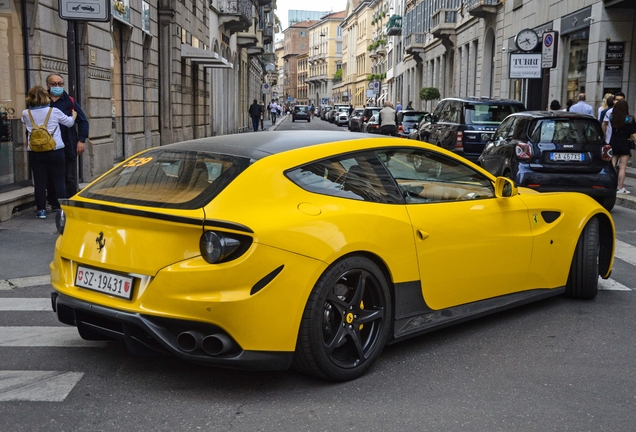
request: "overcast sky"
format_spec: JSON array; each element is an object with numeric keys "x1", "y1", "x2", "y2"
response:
[{"x1": 275, "y1": 0, "x2": 348, "y2": 31}]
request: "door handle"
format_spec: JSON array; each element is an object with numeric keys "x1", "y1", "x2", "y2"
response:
[{"x1": 417, "y1": 230, "x2": 430, "y2": 240}]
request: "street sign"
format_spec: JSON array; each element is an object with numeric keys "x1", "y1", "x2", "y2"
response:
[
  {"x1": 59, "y1": 0, "x2": 111, "y2": 22},
  {"x1": 541, "y1": 31, "x2": 558, "y2": 69},
  {"x1": 262, "y1": 83, "x2": 270, "y2": 94},
  {"x1": 509, "y1": 53, "x2": 542, "y2": 79}
]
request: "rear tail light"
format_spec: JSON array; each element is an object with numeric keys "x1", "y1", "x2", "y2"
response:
[
  {"x1": 455, "y1": 131, "x2": 464, "y2": 149},
  {"x1": 398, "y1": 125, "x2": 404, "y2": 134},
  {"x1": 515, "y1": 142, "x2": 533, "y2": 160},
  {"x1": 602, "y1": 144, "x2": 613, "y2": 161},
  {"x1": 199, "y1": 231, "x2": 252, "y2": 264}
]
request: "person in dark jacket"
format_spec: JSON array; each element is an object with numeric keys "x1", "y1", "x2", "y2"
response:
[
  {"x1": 249, "y1": 99, "x2": 263, "y2": 132},
  {"x1": 45, "y1": 73, "x2": 89, "y2": 206},
  {"x1": 609, "y1": 99, "x2": 636, "y2": 194}
]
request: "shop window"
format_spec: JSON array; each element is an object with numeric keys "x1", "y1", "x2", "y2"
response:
[{"x1": 566, "y1": 29, "x2": 589, "y2": 101}]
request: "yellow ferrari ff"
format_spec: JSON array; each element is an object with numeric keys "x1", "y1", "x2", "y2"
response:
[{"x1": 50, "y1": 131, "x2": 615, "y2": 381}]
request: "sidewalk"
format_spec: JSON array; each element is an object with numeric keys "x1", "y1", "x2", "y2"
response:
[{"x1": 241, "y1": 113, "x2": 288, "y2": 133}]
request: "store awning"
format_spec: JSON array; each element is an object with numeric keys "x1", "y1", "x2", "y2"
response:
[
  {"x1": 377, "y1": 93, "x2": 386, "y2": 104},
  {"x1": 181, "y1": 44, "x2": 233, "y2": 69}
]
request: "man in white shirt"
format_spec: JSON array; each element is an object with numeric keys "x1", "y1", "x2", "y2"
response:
[
  {"x1": 269, "y1": 99, "x2": 279, "y2": 124},
  {"x1": 569, "y1": 93, "x2": 593, "y2": 115}
]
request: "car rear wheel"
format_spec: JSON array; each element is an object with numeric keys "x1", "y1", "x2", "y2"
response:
[
  {"x1": 565, "y1": 216, "x2": 599, "y2": 299},
  {"x1": 293, "y1": 256, "x2": 391, "y2": 381}
]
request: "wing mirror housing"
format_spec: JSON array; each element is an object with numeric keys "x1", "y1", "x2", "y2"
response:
[{"x1": 494, "y1": 177, "x2": 518, "y2": 198}]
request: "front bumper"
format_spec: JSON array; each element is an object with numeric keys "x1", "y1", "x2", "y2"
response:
[{"x1": 52, "y1": 292, "x2": 294, "y2": 370}]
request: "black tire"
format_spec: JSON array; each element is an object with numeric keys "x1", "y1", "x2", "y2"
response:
[
  {"x1": 565, "y1": 217, "x2": 600, "y2": 299},
  {"x1": 293, "y1": 256, "x2": 392, "y2": 381},
  {"x1": 599, "y1": 195, "x2": 616, "y2": 212}
]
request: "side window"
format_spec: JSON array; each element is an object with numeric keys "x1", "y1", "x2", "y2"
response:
[
  {"x1": 433, "y1": 101, "x2": 446, "y2": 120},
  {"x1": 494, "y1": 116, "x2": 515, "y2": 140},
  {"x1": 375, "y1": 148, "x2": 495, "y2": 204},
  {"x1": 448, "y1": 102, "x2": 461, "y2": 123},
  {"x1": 285, "y1": 151, "x2": 402, "y2": 203}
]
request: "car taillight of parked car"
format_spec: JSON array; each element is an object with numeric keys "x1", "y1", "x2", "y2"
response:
[
  {"x1": 602, "y1": 145, "x2": 613, "y2": 161},
  {"x1": 398, "y1": 125, "x2": 404, "y2": 134},
  {"x1": 455, "y1": 131, "x2": 463, "y2": 149},
  {"x1": 515, "y1": 143, "x2": 533, "y2": 160},
  {"x1": 370, "y1": 123, "x2": 379, "y2": 130}
]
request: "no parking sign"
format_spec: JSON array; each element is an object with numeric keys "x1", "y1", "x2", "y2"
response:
[{"x1": 542, "y1": 31, "x2": 558, "y2": 69}]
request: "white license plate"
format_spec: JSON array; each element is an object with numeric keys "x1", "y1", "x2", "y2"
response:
[
  {"x1": 551, "y1": 152, "x2": 584, "y2": 161},
  {"x1": 75, "y1": 266, "x2": 134, "y2": 299}
]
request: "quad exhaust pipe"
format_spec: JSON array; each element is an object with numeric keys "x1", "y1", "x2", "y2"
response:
[{"x1": 176, "y1": 331, "x2": 235, "y2": 356}]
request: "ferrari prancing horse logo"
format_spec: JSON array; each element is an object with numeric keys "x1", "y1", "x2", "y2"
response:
[
  {"x1": 96, "y1": 232, "x2": 106, "y2": 253},
  {"x1": 532, "y1": 214, "x2": 538, "y2": 227}
]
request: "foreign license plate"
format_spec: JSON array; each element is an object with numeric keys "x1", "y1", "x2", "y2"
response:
[
  {"x1": 550, "y1": 152, "x2": 584, "y2": 161},
  {"x1": 75, "y1": 265, "x2": 134, "y2": 299}
]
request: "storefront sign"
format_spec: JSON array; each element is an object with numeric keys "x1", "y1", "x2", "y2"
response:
[
  {"x1": 509, "y1": 53, "x2": 542, "y2": 78},
  {"x1": 59, "y1": 0, "x2": 111, "y2": 22},
  {"x1": 541, "y1": 31, "x2": 558, "y2": 69},
  {"x1": 603, "y1": 41, "x2": 625, "y2": 89},
  {"x1": 560, "y1": 7, "x2": 591, "y2": 36},
  {"x1": 112, "y1": 0, "x2": 130, "y2": 24}
]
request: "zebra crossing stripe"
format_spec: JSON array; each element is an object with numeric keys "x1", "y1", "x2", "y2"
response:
[
  {"x1": 599, "y1": 277, "x2": 631, "y2": 291},
  {"x1": 0, "y1": 371, "x2": 83, "y2": 402},
  {"x1": 615, "y1": 240, "x2": 636, "y2": 267},
  {"x1": 0, "y1": 298, "x2": 51, "y2": 311},
  {"x1": 0, "y1": 275, "x2": 50, "y2": 290},
  {"x1": 0, "y1": 327, "x2": 108, "y2": 348}
]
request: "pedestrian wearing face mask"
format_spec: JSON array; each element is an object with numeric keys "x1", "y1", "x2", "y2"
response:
[
  {"x1": 21, "y1": 86, "x2": 76, "y2": 219},
  {"x1": 45, "y1": 74, "x2": 89, "y2": 204}
]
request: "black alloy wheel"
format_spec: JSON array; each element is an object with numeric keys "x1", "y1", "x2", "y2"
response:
[{"x1": 293, "y1": 256, "x2": 391, "y2": 381}]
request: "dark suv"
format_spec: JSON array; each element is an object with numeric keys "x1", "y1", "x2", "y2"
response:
[
  {"x1": 292, "y1": 105, "x2": 310, "y2": 122},
  {"x1": 417, "y1": 97, "x2": 525, "y2": 161},
  {"x1": 478, "y1": 111, "x2": 617, "y2": 210}
]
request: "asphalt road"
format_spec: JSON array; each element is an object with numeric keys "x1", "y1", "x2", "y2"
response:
[{"x1": 1, "y1": 117, "x2": 635, "y2": 431}]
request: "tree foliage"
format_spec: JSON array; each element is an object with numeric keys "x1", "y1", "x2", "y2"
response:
[{"x1": 419, "y1": 87, "x2": 441, "y2": 101}]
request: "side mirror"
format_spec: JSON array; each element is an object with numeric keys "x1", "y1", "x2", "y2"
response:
[
  {"x1": 413, "y1": 122, "x2": 419, "y2": 129},
  {"x1": 494, "y1": 177, "x2": 518, "y2": 198}
]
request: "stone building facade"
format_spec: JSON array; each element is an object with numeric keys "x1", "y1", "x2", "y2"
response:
[{"x1": 0, "y1": 0, "x2": 273, "y2": 220}]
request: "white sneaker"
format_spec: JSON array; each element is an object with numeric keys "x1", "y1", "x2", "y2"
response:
[{"x1": 617, "y1": 188, "x2": 630, "y2": 194}]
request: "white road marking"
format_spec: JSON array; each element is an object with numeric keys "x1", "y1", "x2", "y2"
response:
[
  {"x1": 615, "y1": 240, "x2": 636, "y2": 267},
  {"x1": 0, "y1": 371, "x2": 83, "y2": 402},
  {"x1": 0, "y1": 327, "x2": 108, "y2": 347},
  {"x1": 598, "y1": 277, "x2": 631, "y2": 291},
  {"x1": 0, "y1": 275, "x2": 50, "y2": 290},
  {"x1": 0, "y1": 298, "x2": 51, "y2": 311}
]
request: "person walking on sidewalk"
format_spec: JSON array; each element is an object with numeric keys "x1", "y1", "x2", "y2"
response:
[
  {"x1": 270, "y1": 99, "x2": 279, "y2": 124},
  {"x1": 569, "y1": 93, "x2": 593, "y2": 115},
  {"x1": 46, "y1": 73, "x2": 89, "y2": 199},
  {"x1": 22, "y1": 86, "x2": 77, "y2": 219},
  {"x1": 608, "y1": 99, "x2": 636, "y2": 194},
  {"x1": 248, "y1": 99, "x2": 263, "y2": 132}
]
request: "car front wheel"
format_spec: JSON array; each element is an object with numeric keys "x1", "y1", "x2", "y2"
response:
[
  {"x1": 565, "y1": 216, "x2": 600, "y2": 299},
  {"x1": 293, "y1": 256, "x2": 391, "y2": 381}
]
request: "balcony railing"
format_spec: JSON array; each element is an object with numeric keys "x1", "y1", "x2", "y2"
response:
[
  {"x1": 430, "y1": 8, "x2": 456, "y2": 38},
  {"x1": 219, "y1": 0, "x2": 253, "y2": 34},
  {"x1": 263, "y1": 25, "x2": 273, "y2": 44},
  {"x1": 404, "y1": 32, "x2": 426, "y2": 54},
  {"x1": 465, "y1": 0, "x2": 500, "y2": 18},
  {"x1": 386, "y1": 15, "x2": 402, "y2": 36}
]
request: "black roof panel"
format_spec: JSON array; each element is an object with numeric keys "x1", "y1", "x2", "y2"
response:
[{"x1": 161, "y1": 131, "x2": 370, "y2": 160}]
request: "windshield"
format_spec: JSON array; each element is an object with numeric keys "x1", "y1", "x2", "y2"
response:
[
  {"x1": 79, "y1": 148, "x2": 251, "y2": 209},
  {"x1": 528, "y1": 119, "x2": 603, "y2": 144},
  {"x1": 465, "y1": 104, "x2": 523, "y2": 125}
]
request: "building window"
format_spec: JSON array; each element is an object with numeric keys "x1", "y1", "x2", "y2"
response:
[{"x1": 566, "y1": 29, "x2": 589, "y2": 101}]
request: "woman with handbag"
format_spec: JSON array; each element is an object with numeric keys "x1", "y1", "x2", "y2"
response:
[
  {"x1": 21, "y1": 86, "x2": 76, "y2": 218},
  {"x1": 608, "y1": 99, "x2": 636, "y2": 194}
]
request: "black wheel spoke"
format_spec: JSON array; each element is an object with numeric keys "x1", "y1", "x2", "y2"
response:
[
  {"x1": 351, "y1": 272, "x2": 367, "y2": 306},
  {"x1": 324, "y1": 324, "x2": 349, "y2": 355},
  {"x1": 357, "y1": 307, "x2": 384, "y2": 324},
  {"x1": 349, "y1": 327, "x2": 366, "y2": 360},
  {"x1": 325, "y1": 292, "x2": 349, "y2": 315}
]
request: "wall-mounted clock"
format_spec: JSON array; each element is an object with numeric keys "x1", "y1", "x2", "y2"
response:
[{"x1": 515, "y1": 28, "x2": 539, "y2": 52}]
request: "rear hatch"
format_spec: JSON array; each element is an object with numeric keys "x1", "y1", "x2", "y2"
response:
[
  {"x1": 463, "y1": 103, "x2": 524, "y2": 155},
  {"x1": 61, "y1": 148, "x2": 251, "y2": 276},
  {"x1": 527, "y1": 118, "x2": 606, "y2": 174}
]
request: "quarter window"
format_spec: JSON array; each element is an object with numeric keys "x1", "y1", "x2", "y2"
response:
[{"x1": 286, "y1": 152, "x2": 402, "y2": 203}]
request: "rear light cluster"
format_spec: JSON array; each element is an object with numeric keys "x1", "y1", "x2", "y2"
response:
[
  {"x1": 515, "y1": 142, "x2": 534, "y2": 160},
  {"x1": 398, "y1": 125, "x2": 404, "y2": 134},
  {"x1": 455, "y1": 131, "x2": 463, "y2": 149},
  {"x1": 199, "y1": 231, "x2": 252, "y2": 264},
  {"x1": 602, "y1": 145, "x2": 613, "y2": 161}
]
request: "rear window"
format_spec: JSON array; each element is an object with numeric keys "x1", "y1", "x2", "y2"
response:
[
  {"x1": 402, "y1": 113, "x2": 427, "y2": 122},
  {"x1": 528, "y1": 119, "x2": 603, "y2": 144},
  {"x1": 295, "y1": 106, "x2": 308, "y2": 112},
  {"x1": 465, "y1": 104, "x2": 523, "y2": 125},
  {"x1": 79, "y1": 148, "x2": 251, "y2": 209}
]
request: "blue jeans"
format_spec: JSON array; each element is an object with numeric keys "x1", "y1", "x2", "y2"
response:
[{"x1": 252, "y1": 116, "x2": 260, "y2": 132}]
